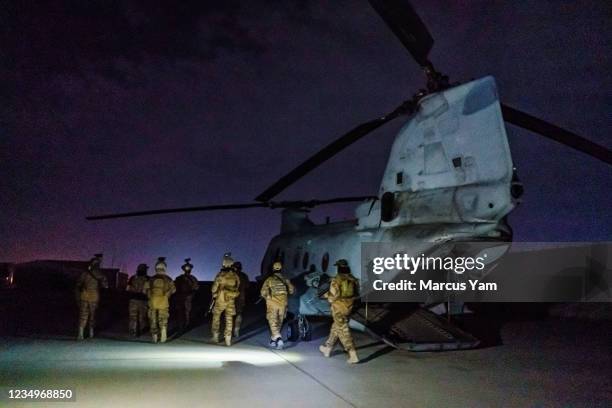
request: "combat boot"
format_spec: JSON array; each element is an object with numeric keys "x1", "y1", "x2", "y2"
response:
[
  {"x1": 225, "y1": 335, "x2": 232, "y2": 347},
  {"x1": 319, "y1": 344, "x2": 333, "y2": 357},
  {"x1": 152, "y1": 334, "x2": 158, "y2": 343},
  {"x1": 347, "y1": 349, "x2": 359, "y2": 364},
  {"x1": 77, "y1": 327, "x2": 84, "y2": 341},
  {"x1": 160, "y1": 328, "x2": 167, "y2": 343},
  {"x1": 89, "y1": 327, "x2": 94, "y2": 339},
  {"x1": 210, "y1": 333, "x2": 219, "y2": 343}
]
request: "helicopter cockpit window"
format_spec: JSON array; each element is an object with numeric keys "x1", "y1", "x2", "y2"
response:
[
  {"x1": 302, "y1": 252, "x2": 309, "y2": 270},
  {"x1": 321, "y1": 253, "x2": 329, "y2": 272}
]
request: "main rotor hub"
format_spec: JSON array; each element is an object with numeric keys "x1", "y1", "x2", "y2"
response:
[{"x1": 423, "y1": 61, "x2": 450, "y2": 93}]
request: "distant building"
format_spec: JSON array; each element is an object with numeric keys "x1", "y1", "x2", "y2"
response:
[{"x1": 10, "y1": 260, "x2": 128, "y2": 291}]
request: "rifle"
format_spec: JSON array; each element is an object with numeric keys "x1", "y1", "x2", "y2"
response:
[
  {"x1": 317, "y1": 280, "x2": 331, "y2": 298},
  {"x1": 205, "y1": 297, "x2": 216, "y2": 317}
]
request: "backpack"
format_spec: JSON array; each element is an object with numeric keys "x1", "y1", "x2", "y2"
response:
[
  {"x1": 339, "y1": 276, "x2": 355, "y2": 298},
  {"x1": 150, "y1": 276, "x2": 169, "y2": 297},
  {"x1": 127, "y1": 276, "x2": 148, "y2": 300},
  {"x1": 176, "y1": 275, "x2": 195, "y2": 294},
  {"x1": 221, "y1": 272, "x2": 239, "y2": 300}
]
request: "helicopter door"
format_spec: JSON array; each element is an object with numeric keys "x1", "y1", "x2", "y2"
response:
[{"x1": 379, "y1": 76, "x2": 515, "y2": 225}]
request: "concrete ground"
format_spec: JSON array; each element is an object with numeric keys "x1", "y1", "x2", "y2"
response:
[{"x1": 1, "y1": 318, "x2": 611, "y2": 408}]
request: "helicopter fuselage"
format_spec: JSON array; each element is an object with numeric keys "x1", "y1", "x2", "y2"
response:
[
  {"x1": 261, "y1": 214, "x2": 512, "y2": 315},
  {"x1": 259, "y1": 76, "x2": 519, "y2": 316}
]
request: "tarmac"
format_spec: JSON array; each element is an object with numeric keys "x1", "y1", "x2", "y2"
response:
[{"x1": 1, "y1": 317, "x2": 611, "y2": 407}]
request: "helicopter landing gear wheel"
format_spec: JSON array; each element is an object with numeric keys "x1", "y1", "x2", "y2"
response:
[
  {"x1": 287, "y1": 315, "x2": 312, "y2": 342},
  {"x1": 298, "y1": 314, "x2": 312, "y2": 341},
  {"x1": 287, "y1": 319, "x2": 298, "y2": 342}
]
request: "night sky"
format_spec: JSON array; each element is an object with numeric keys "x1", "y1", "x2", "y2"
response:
[{"x1": 2, "y1": 0, "x2": 610, "y2": 280}]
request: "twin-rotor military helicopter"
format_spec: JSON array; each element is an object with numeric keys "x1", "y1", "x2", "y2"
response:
[{"x1": 88, "y1": 0, "x2": 612, "y2": 347}]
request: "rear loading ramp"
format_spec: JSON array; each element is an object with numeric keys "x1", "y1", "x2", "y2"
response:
[{"x1": 351, "y1": 305, "x2": 480, "y2": 351}]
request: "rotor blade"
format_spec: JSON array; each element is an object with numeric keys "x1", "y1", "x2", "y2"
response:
[
  {"x1": 87, "y1": 196, "x2": 377, "y2": 221},
  {"x1": 255, "y1": 100, "x2": 415, "y2": 202},
  {"x1": 501, "y1": 104, "x2": 612, "y2": 166},
  {"x1": 86, "y1": 203, "x2": 268, "y2": 221},
  {"x1": 308, "y1": 195, "x2": 377, "y2": 206},
  {"x1": 275, "y1": 195, "x2": 377, "y2": 208},
  {"x1": 369, "y1": 0, "x2": 434, "y2": 67}
]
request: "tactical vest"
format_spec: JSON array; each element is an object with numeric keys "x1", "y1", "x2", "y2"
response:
[
  {"x1": 176, "y1": 275, "x2": 197, "y2": 295},
  {"x1": 79, "y1": 270, "x2": 105, "y2": 302},
  {"x1": 128, "y1": 275, "x2": 148, "y2": 293},
  {"x1": 337, "y1": 275, "x2": 357, "y2": 299},
  {"x1": 218, "y1": 271, "x2": 239, "y2": 301},
  {"x1": 269, "y1": 274, "x2": 288, "y2": 296},
  {"x1": 148, "y1": 275, "x2": 173, "y2": 309}
]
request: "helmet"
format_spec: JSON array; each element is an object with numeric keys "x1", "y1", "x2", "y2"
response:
[
  {"x1": 182, "y1": 258, "x2": 193, "y2": 272},
  {"x1": 232, "y1": 261, "x2": 242, "y2": 271},
  {"x1": 334, "y1": 259, "x2": 349, "y2": 267},
  {"x1": 88, "y1": 254, "x2": 102, "y2": 270},
  {"x1": 136, "y1": 263, "x2": 149, "y2": 276},
  {"x1": 155, "y1": 257, "x2": 167, "y2": 274},
  {"x1": 334, "y1": 259, "x2": 350, "y2": 273},
  {"x1": 272, "y1": 261, "x2": 282, "y2": 272},
  {"x1": 222, "y1": 253, "x2": 234, "y2": 268}
]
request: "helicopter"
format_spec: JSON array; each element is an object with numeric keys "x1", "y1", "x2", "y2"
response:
[{"x1": 88, "y1": 0, "x2": 611, "y2": 348}]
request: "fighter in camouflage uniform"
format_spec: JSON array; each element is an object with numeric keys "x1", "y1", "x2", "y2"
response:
[
  {"x1": 210, "y1": 253, "x2": 240, "y2": 346},
  {"x1": 126, "y1": 263, "x2": 149, "y2": 337},
  {"x1": 319, "y1": 259, "x2": 360, "y2": 364},
  {"x1": 260, "y1": 261, "x2": 295, "y2": 350},
  {"x1": 174, "y1": 258, "x2": 199, "y2": 331},
  {"x1": 144, "y1": 257, "x2": 175, "y2": 343},
  {"x1": 232, "y1": 261, "x2": 249, "y2": 337},
  {"x1": 75, "y1": 254, "x2": 108, "y2": 340}
]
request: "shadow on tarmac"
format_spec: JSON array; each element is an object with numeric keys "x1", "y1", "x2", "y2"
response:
[{"x1": 359, "y1": 346, "x2": 396, "y2": 363}]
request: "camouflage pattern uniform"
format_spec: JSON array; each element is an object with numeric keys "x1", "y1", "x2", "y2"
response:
[
  {"x1": 320, "y1": 259, "x2": 360, "y2": 364},
  {"x1": 174, "y1": 258, "x2": 199, "y2": 330},
  {"x1": 126, "y1": 264, "x2": 149, "y2": 336},
  {"x1": 75, "y1": 255, "x2": 108, "y2": 340},
  {"x1": 233, "y1": 262, "x2": 249, "y2": 337},
  {"x1": 260, "y1": 261, "x2": 295, "y2": 348},
  {"x1": 144, "y1": 258, "x2": 175, "y2": 343},
  {"x1": 211, "y1": 254, "x2": 240, "y2": 346}
]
